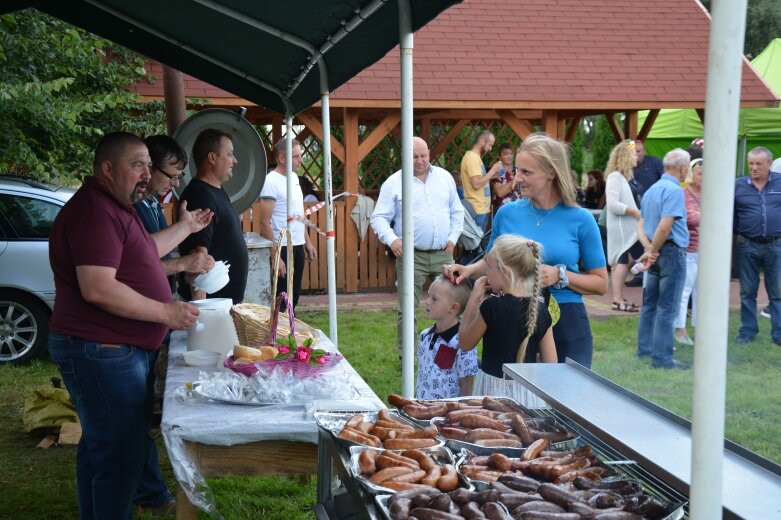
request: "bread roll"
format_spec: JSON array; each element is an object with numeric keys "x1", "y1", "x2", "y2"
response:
[{"x1": 233, "y1": 344, "x2": 279, "y2": 362}]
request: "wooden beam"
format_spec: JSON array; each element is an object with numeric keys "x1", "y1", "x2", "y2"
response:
[
  {"x1": 496, "y1": 110, "x2": 535, "y2": 141},
  {"x1": 604, "y1": 113, "x2": 624, "y2": 142},
  {"x1": 624, "y1": 111, "x2": 638, "y2": 140},
  {"x1": 695, "y1": 109, "x2": 705, "y2": 125},
  {"x1": 564, "y1": 116, "x2": 582, "y2": 143},
  {"x1": 295, "y1": 127, "x2": 312, "y2": 144},
  {"x1": 342, "y1": 108, "x2": 360, "y2": 293},
  {"x1": 542, "y1": 110, "x2": 559, "y2": 138},
  {"x1": 295, "y1": 111, "x2": 345, "y2": 162},
  {"x1": 637, "y1": 109, "x2": 660, "y2": 141},
  {"x1": 420, "y1": 118, "x2": 431, "y2": 144},
  {"x1": 430, "y1": 120, "x2": 468, "y2": 161},
  {"x1": 557, "y1": 119, "x2": 566, "y2": 140},
  {"x1": 357, "y1": 112, "x2": 401, "y2": 162}
]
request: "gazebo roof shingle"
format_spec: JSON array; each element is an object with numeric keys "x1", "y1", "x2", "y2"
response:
[{"x1": 132, "y1": 0, "x2": 778, "y2": 109}]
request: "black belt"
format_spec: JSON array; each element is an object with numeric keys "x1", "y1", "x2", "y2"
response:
[
  {"x1": 661, "y1": 240, "x2": 682, "y2": 248},
  {"x1": 741, "y1": 234, "x2": 781, "y2": 244},
  {"x1": 415, "y1": 247, "x2": 444, "y2": 253}
]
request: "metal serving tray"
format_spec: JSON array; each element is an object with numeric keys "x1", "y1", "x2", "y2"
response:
[
  {"x1": 348, "y1": 445, "x2": 472, "y2": 495},
  {"x1": 431, "y1": 415, "x2": 579, "y2": 457},
  {"x1": 314, "y1": 410, "x2": 444, "y2": 451},
  {"x1": 396, "y1": 395, "x2": 533, "y2": 427},
  {"x1": 373, "y1": 492, "x2": 511, "y2": 520}
]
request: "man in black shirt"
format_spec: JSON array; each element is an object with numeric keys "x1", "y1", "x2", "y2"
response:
[{"x1": 178, "y1": 128, "x2": 249, "y2": 303}]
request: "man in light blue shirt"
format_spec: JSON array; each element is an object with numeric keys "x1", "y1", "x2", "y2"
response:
[
  {"x1": 636, "y1": 148, "x2": 690, "y2": 370},
  {"x1": 371, "y1": 137, "x2": 464, "y2": 356}
]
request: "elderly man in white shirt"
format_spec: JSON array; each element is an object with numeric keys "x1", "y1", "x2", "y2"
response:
[{"x1": 371, "y1": 136, "x2": 464, "y2": 356}]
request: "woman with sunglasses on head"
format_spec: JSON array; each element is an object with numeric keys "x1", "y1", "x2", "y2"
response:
[
  {"x1": 444, "y1": 133, "x2": 607, "y2": 368},
  {"x1": 605, "y1": 140, "x2": 643, "y2": 312}
]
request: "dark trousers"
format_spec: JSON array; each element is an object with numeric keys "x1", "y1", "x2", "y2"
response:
[
  {"x1": 277, "y1": 245, "x2": 305, "y2": 308},
  {"x1": 552, "y1": 302, "x2": 594, "y2": 368}
]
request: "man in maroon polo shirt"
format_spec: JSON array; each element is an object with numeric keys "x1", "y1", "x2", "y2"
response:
[{"x1": 48, "y1": 132, "x2": 212, "y2": 519}]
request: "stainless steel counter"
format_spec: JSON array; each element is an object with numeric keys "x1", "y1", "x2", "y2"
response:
[{"x1": 503, "y1": 361, "x2": 781, "y2": 520}]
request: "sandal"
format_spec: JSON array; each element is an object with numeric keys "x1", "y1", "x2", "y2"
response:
[{"x1": 612, "y1": 300, "x2": 639, "y2": 312}]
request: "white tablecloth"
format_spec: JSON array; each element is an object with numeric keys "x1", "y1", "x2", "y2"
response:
[{"x1": 161, "y1": 330, "x2": 384, "y2": 514}]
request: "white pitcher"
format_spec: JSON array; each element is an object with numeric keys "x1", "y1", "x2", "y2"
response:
[{"x1": 186, "y1": 306, "x2": 239, "y2": 359}]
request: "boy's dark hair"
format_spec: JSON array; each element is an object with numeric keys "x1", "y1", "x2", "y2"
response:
[
  {"x1": 499, "y1": 142, "x2": 513, "y2": 153},
  {"x1": 145, "y1": 135, "x2": 188, "y2": 171}
]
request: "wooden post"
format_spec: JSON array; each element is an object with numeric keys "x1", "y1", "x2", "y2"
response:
[
  {"x1": 638, "y1": 109, "x2": 660, "y2": 141},
  {"x1": 343, "y1": 108, "x2": 360, "y2": 293},
  {"x1": 420, "y1": 118, "x2": 431, "y2": 144},
  {"x1": 162, "y1": 66, "x2": 187, "y2": 135},
  {"x1": 542, "y1": 110, "x2": 559, "y2": 138},
  {"x1": 624, "y1": 111, "x2": 638, "y2": 140}
]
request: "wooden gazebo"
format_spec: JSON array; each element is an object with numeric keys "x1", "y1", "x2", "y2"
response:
[{"x1": 134, "y1": 0, "x2": 778, "y2": 293}]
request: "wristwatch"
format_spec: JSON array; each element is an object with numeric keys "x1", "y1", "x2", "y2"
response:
[{"x1": 553, "y1": 264, "x2": 569, "y2": 289}]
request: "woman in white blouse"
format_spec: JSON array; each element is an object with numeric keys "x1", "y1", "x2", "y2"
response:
[{"x1": 605, "y1": 140, "x2": 643, "y2": 312}]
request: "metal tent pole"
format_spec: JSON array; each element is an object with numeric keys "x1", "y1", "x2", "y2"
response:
[
  {"x1": 690, "y1": 1, "x2": 747, "y2": 518},
  {"x1": 320, "y1": 82, "x2": 338, "y2": 346},
  {"x1": 398, "y1": 0, "x2": 414, "y2": 398}
]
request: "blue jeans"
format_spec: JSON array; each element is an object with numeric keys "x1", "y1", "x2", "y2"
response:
[
  {"x1": 48, "y1": 334, "x2": 172, "y2": 520},
  {"x1": 736, "y1": 235, "x2": 781, "y2": 342},
  {"x1": 637, "y1": 244, "x2": 686, "y2": 367}
]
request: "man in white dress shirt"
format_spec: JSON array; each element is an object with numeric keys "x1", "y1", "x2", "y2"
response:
[{"x1": 371, "y1": 136, "x2": 464, "y2": 356}]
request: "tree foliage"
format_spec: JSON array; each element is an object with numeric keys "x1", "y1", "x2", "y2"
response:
[
  {"x1": 590, "y1": 116, "x2": 616, "y2": 172},
  {"x1": 700, "y1": 0, "x2": 780, "y2": 59},
  {"x1": 0, "y1": 10, "x2": 167, "y2": 184},
  {"x1": 570, "y1": 123, "x2": 585, "y2": 178}
]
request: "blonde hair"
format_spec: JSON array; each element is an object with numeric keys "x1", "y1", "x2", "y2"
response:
[
  {"x1": 491, "y1": 235, "x2": 543, "y2": 362},
  {"x1": 518, "y1": 132, "x2": 578, "y2": 207},
  {"x1": 686, "y1": 158, "x2": 703, "y2": 183},
  {"x1": 606, "y1": 140, "x2": 636, "y2": 180},
  {"x1": 431, "y1": 274, "x2": 471, "y2": 316}
]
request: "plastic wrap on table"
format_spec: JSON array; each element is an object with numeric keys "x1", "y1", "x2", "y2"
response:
[
  {"x1": 348, "y1": 445, "x2": 471, "y2": 495},
  {"x1": 397, "y1": 395, "x2": 534, "y2": 427},
  {"x1": 314, "y1": 410, "x2": 444, "y2": 450},
  {"x1": 431, "y1": 416, "x2": 578, "y2": 457},
  {"x1": 191, "y1": 366, "x2": 357, "y2": 405}
]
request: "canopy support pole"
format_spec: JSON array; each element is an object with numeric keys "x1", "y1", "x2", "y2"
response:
[
  {"x1": 398, "y1": 0, "x2": 414, "y2": 398},
  {"x1": 320, "y1": 77, "x2": 338, "y2": 345},
  {"x1": 690, "y1": 1, "x2": 747, "y2": 518}
]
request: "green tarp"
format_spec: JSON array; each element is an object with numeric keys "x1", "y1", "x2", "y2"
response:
[{"x1": 639, "y1": 38, "x2": 781, "y2": 164}]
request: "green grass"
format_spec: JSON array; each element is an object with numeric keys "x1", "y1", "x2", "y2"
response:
[{"x1": 0, "y1": 309, "x2": 778, "y2": 518}]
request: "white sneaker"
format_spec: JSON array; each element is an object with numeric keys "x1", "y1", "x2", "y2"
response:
[
  {"x1": 675, "y1": 334, "x2": 694, "y2": 346},
  {"x1": 760, "y1": 307, "x2": 770, "y2": 318}
]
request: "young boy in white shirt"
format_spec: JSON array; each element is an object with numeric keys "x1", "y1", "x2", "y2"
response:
[{"x1": 416, "y1": 275, "x2": 479, "y2": 399}]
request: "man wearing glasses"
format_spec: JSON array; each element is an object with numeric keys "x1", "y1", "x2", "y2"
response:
[{"x1": 134, "y1": 135, "x2": 214, "y2": 292}]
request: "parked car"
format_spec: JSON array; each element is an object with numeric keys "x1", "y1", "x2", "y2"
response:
[{"x1": 0, "y1": 175, "x2": 75, "y2": 364}]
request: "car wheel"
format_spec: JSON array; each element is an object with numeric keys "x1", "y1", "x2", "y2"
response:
[{"x1": 0, "y1": 291, "x2": 50, "y2": 364}]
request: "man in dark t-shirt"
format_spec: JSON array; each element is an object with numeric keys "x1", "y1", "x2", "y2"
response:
[{"x1": 178, "y1": 128, "x2": 249, "y2": 303}]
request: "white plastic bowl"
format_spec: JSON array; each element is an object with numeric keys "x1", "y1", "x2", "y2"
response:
[
  {"x1": 194, "y1": 268, "x2": 230, "y2": 294},
  {"x1": 182, "y1": 350, "x2": 221, "y2": 368}
]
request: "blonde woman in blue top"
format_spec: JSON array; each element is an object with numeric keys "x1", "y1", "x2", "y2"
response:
[{"x1": 444, "y1": 133, "x2": 608, "y2": 368}]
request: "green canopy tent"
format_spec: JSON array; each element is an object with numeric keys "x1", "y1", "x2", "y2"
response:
[{"x1": 638, "y1": 38, "x2": 781, "y2": 166}]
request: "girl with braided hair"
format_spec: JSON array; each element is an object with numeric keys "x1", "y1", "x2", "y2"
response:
[{"x1": 459, "y1": 235, "x2": 557, "y2": 402}]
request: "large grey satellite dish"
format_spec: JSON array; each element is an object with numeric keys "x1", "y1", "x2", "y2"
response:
[{"x1": 173, "y1": 108, "x2": 267, "y2": 215}]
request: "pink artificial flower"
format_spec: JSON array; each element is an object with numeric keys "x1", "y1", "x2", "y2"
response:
[
  {"x1": 277, "y1": 345, "x2": 291, "y2": 355},
  {"x1": 314, "y1": 355, "x2": 326, "y2": 365},
  {"x1": 295, "y1": 346, "x2": 311, "y2": 363}
]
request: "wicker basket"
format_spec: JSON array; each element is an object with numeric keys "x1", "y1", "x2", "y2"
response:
[
  {"x1": 230, "y1": 303, "x2": 318, "y2": 347},
  {"x1": 230, "y1": 228, "x2": 318, "y2": 347}
]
